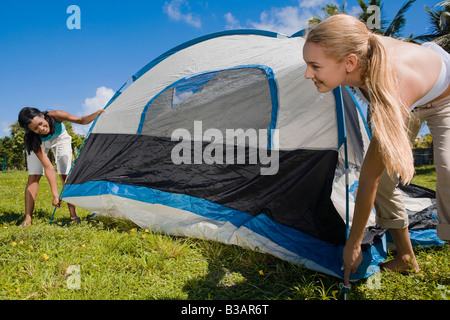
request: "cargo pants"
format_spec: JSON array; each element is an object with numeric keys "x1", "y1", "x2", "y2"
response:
[{"x1": 375, "y1": 95, "x2": 450, "y2": 242}]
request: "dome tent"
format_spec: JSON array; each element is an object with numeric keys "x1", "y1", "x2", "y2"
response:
[{"x1": 61, "y1": 29, "x2": 443, "y2": 281}]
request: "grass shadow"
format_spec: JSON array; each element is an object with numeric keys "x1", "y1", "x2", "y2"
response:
[
  {"x1": 181, "y1": 240, "x2": 339, "y2": 300},
  {"x1": 84, "y1": 214, "x2": 140, "y2": 233},
  {"x1": 0, "y1": 211, "x2": 23, "y2": 225},
  {"x1": 0, "y1": 208, "x2": 52, "y2": 226},
  {"x1": 415, "y1": 166, "x2": 436, "y2": 176}
]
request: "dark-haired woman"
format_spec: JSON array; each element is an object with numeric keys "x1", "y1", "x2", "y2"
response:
[{"x1": 18, "y1": 107, "x2": 105, "y2": 227}]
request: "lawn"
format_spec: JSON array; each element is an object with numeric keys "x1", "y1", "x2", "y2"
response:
[{"x1": 0, "y1": 166, "x2": 448, "y2": 302}]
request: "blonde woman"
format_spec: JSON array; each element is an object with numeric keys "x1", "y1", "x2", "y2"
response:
[{"x1": 303, "y1": 14, "x2": 450, "y2": 285}]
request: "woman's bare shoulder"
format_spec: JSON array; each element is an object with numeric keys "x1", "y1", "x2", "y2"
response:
[{"x1": 380, "y1": 37, "x2": 442, "y2": 106}]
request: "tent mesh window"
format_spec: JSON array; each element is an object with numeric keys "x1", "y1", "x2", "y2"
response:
[{"x1": 140, "y1": 67, "x2": 273, "y2": 138}]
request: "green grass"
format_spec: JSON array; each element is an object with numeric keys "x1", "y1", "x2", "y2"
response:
[
  {"x1": 0, "y1": 167, "x2": 448, "y2": 300},
  {"x1": 412, "y1": 164, "x2": 437, "y2": 191}
]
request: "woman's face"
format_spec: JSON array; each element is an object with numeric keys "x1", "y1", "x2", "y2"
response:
[
  {"x1": 27, "y1": 115, "x2": 50, "y2": 136},
  {"x1": 303, "y1": 42, "x2": 348, "y2": 93}
]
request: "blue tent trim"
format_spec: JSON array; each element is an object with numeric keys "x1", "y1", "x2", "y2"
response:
[
  {"x1": 333, "y1": 86, "x2": 347, "y2": 148},
  {"x1": 132, "y1": 29, "x2": 282, "y2": 82},
  {"x1": 409, "y1": 229, "x2": 446, "y2": 247},
  {"x1": 64, "y1": 180, "x2": 254, "y2": 226},
  {"x1": 290, "y1": 29, "x2": 306, "y2": 38},
  {"x1": 63, "y1": 180, "x2": 385, "y2": 280},
  {"x1": 385, "y1": 229, "x2": 446, "y2": 248}
]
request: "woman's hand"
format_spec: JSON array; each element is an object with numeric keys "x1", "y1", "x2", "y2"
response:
[
  {"x1": 52, "y1": 196, "x2": 61, "y2": 207},
  {"x1": 343, "y1": 240, "x2": 363, "y2": 286},
  {"x1": 35, "y1": 148, "x2": 61, "y2": 208},
  {"x1": 342, "y1": 139, "x2": 385, "y2": 286}
]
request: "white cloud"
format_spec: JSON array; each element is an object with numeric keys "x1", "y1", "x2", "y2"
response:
[
  {"x1": 73, "y1": 86, "x2": 114, "y2": 135},
  {"x1": 163, "y1": 0, "x2": 202, "y2": 28},
  {"x1": 1, "y1": 121, "x2": 12, "y2": 138},
  {"x1": 347, "y1": 5, "x2": 363, "y2": 18},
  {"x1": 82, "y1": 86, "x2": 115, "y2": 115},
  {"x1": 298, "y1": 0, "x2": 335, "y2": 9},
  {"x1": 248, "y1": 6, "x2": 312, "y2": 36},
  {"x1": 225, "y1": 0, "x2": 353, "y2": 36},
  {"x1": 224, "y1": 12, "x2": 242, "y2": 30}
]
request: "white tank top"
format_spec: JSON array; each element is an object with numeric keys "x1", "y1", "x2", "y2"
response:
[{"x1": 410, "y1": 42, "x2": 450, "y2": 110}]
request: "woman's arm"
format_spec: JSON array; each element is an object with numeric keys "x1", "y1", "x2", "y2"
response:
[
  {"x1": 343, "y1": 138, "x2": 385, "y2": 285},
  {"x1": 35, "y1": 148, "x2": 61, "y2": 207},
  {"x1": 47, "y1": 109, "x2": 105, "y2": 125}
]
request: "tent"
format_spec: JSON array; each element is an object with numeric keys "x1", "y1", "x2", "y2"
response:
[{"x1": 62, "y1": 29, "x2": 444, "y2": 281}]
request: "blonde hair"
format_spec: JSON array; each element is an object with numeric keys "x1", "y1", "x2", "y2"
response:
[{"x1": 305, "y1": 14, "x2": 414, "y2": 184}]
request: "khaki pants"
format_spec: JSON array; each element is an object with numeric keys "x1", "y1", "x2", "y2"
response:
[{"x1": 375, "y1": 95, "x2": 450, "y2": 241}]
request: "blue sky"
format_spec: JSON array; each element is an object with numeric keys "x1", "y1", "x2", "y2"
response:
[{"x1": 0, "y1": 0, "x2": 441, "y2": 137}]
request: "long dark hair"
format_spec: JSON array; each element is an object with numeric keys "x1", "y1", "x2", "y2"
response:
[{"x1": 18, "y1": 107, "x2": 55, "y2": 154}]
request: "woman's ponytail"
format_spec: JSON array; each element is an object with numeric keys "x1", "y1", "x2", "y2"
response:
[{"x1": 365, "y1": 33, "x2": 415, "y2": 184}]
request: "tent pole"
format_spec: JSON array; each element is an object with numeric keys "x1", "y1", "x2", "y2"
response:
[
  {"x1": 334, "y1": 86, "x2": 351, "y2": 299},
  {"x1": 344, "y1": 136, "x2": 350, "y2": 300}
]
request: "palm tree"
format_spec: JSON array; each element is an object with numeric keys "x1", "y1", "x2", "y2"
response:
[
  {"x1": 382, "y1": 0, "x2": 416, "y2": 38},
  {"x1": 416, "y1": 1, "x2": 450, "y2": 52},
  {"x1": 307, "y1": 0, "x2": 417, "y2": 40},
  {"x1": 306, "y1": 3, "x2": 346, "y2": 27}
]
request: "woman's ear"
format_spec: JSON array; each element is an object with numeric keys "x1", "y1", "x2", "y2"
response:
[{"x1": 345, "y1": 54, "x2": 358, "y2": 73}]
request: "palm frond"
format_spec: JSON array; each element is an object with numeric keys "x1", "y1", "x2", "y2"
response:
[{"x1": 384, "y1": 0, "x2": 416, "y2": 37}]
